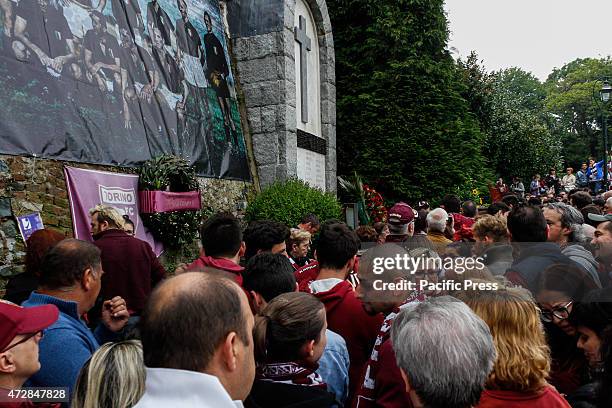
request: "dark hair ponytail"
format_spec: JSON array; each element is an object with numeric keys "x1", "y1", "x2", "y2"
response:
[{"x1": 253, "y1": 292, "x2": 325, "y2": 363}]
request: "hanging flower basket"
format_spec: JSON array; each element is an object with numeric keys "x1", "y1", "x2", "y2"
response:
[{"x1": 137, "y1": 155, "x2": 201, "y2": 248}]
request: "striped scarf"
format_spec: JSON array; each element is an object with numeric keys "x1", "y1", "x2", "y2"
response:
[{"x1": 257, "y1": 361, "x2": 327, "y2": 389}]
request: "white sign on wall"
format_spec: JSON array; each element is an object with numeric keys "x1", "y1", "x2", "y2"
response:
[{"x1": 297, "y1": 148, "x2": 326, "y2": 191}]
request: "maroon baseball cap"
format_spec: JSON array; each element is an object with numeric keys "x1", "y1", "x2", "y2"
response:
[
  {"x1": 388, "y1": 202, "x2": 417, "y2": 225},
  {"x1": 0, "y1": 301, "x2": 59, "y2": 352}
]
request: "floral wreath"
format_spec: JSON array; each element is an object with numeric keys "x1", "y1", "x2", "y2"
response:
[{"x1": 363, "y1": 184, "x2": 387, "y2": 223}]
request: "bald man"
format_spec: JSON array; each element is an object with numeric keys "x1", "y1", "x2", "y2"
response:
[{"x1": 135, "y1": 272, "x2": 255, "y2": 407}]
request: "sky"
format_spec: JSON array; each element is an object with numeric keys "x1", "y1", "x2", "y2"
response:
[{"x1": 444, "y1": 0, "x2": 612, "y2": 81}]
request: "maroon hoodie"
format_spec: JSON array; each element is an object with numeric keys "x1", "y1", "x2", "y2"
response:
[
  {"x1": 303, "y1": 278, "x2": 384, "y2": 404},
  {"x1": 185, "y1": 255, "x2": 244, "y2": 286}
]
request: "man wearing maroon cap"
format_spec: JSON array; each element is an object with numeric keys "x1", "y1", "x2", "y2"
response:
[
  {"x1": 0, "y1": 301, "x2": 59, "y2": 406},
  {"x1": 386, "y1": 202, "x2": 416, "y2": 243},
  {"x1": 386, "y1": 202, "x2": 436, "y2": 252}
]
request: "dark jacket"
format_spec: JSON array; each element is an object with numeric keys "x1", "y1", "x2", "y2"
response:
[
  {"x1": 93, "y1": 229, "x2": 166, "y2": 314},
  {"x1": 482, "y1": 244, "x2": 514, "y2": 276},
  {"x1": 245, "y1": 381, "x2": 336, "y2": 408},
  {"x1": 505, "y1": 243, "x2": 573, "y2": 292}
]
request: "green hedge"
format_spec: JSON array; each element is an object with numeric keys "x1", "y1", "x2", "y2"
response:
[{"x1": 246, "y1": 179, "x2": 342, "y2": 226}]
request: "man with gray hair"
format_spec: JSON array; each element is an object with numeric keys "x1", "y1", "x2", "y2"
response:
[
  {"x1": 426, "y1": 208, "x2": 452, "y2": 252},
  {"x1": 89, "y1": 205, "x2": 166, "y2": 317},
  {"x1": 390, "y1": 297, "x2": 496, "y2": 408},
  {"x1": 543, "y1": 203, "x2": 601, "y2": 287}
]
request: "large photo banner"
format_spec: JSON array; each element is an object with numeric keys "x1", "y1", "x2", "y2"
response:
[
  {"x1": 64, "y1": 166, "x2": 164, "y2": 255},
  {"x1": 0, "y1": 0, "x2": 249, "y2": 180}
]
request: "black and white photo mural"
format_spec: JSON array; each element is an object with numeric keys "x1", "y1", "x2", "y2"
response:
[{"x1": 0, "y1": 0, "x2": 249, "y2": 179}]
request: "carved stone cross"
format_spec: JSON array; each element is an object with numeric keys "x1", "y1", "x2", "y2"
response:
[{"x1": 294, "y1": 15, "x2": 311, "y2": 123}]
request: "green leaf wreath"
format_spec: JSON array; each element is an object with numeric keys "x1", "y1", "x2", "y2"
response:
[{"x1": 137, "y1": 155, "x2": 201, "y2": 249}]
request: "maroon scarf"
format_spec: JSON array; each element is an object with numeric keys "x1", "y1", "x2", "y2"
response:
[{"x1": 257, "y1": 361, "x2": 327, "y2": 389}]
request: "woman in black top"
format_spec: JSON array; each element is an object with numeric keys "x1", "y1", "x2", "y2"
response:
[{"x1": 245, "y1": 292, "x2": 336, "y2": 408}]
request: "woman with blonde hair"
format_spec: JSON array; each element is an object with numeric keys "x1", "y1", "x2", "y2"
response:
[
  {"x1": 286, "y1": 228, "x2": 314, "y2": 270},
  {"x1": 458, "y1": 287, "x2": 571, "y2": 407},
  {"x1": 72, "y1": 340, "x2": 145, "y2": 408}
]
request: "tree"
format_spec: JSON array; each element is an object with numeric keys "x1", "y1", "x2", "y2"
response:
[
  {"x1": 484, "y1": 68, "x2": 561, "y2": 181},
  {"x1": 329, "y1": 0, "x2": 492, "y2": 203},
  {"x1": 494, "y1": 67, "x2": 547, "y2": 113},
  {"x1": 456, "y1": 51, "x2": 494, "y2": 132},
  {"x1": 544, "y1": 58, "x2": 612, "y2": 166}
]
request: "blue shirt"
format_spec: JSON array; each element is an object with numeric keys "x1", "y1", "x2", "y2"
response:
[
  {"x1": 22, "y1": 292, "x2": 117, "y2": 403},
  {"x1": 317, "y1": 329, "x2": 350, "y2": 406},
  {"x1": 588, "y1": 160, "x2": 604, "y2": 181}
]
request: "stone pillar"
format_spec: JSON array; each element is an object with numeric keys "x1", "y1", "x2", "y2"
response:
[{"x1": 226, "y1": 0, "x2": 336, "y2": 193}]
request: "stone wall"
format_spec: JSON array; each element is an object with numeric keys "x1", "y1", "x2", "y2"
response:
[
  {"x1": 226, "y1": 0, "x2": 337, "y2": 192},
  {"x1": 0, "y1": 154, "x2": 254, "y2": 294}
]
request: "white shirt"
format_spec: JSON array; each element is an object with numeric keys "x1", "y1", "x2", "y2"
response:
[
  {"x1": 134, "y1": 367, "x2": 244, "y2": 408},
  {"x1": 309, "y1": 278, "x2": 344, "y2": 294}
]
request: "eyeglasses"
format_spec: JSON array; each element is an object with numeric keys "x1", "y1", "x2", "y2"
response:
[
  {"x1": 1, "y1": 331, "x2": 43, "y2": 353},
  {"x1": 540, "y1": 301, "x2": 573, "y2": 323}
]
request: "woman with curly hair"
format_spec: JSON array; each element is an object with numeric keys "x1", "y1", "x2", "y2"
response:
[{"x1": 458, "y1": 286, "x2": 570, "y2": 407}]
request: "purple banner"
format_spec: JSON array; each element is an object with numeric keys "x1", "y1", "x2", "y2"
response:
[{"x1": 64, "y1": 166, "x2": 163, "y2": 256}]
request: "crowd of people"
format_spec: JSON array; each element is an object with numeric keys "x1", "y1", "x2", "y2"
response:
[
  {"x1": 2, "y1": 186, "x2": 612, "y2": 407},
  {"x1": 494, "y1": 158, "x2": 612, "y2": 203}
]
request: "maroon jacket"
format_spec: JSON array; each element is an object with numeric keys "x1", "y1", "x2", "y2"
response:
[{"x1": 93, "y1": 229, "x2": 166, "y2": 314}]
